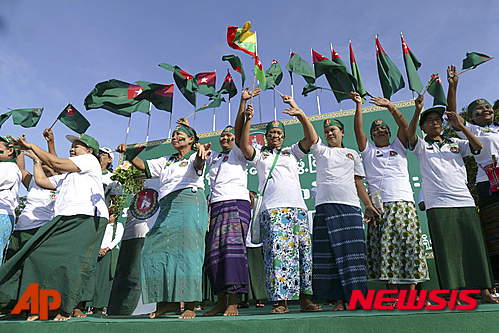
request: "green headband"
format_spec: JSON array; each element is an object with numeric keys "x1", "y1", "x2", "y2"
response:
[
  {"x1": 173, "y1": 124, "x2": 196, "y2": 138},
  {"x1": 467, "y1": 98, "x2": 491, "y2": 116},
  {"x1": 323, "y1": 118, "x2": 344, "y2": 130},
  {"x1": 370, "y1": 120, "x2": 390, "y2": 138},
  {"x1": 265, "y1": 120, "x2": 285, "y2": 135},
  {"x1": 221, "y1": 125, "x2": 235, "y2": 136}
]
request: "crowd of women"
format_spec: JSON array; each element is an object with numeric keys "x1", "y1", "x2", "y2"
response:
[{"x1": 0, "y1": 64, "x2": 498, "y2": 321}]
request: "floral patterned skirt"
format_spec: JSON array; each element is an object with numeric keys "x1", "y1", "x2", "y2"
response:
[
  {"x1": 260, "y1": 207, "x2": 312, "y2": 301},
  {"x1": 366, "y1": 201, "x2": 429, "y2": 284}
]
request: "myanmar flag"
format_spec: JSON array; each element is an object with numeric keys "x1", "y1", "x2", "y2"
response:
[
  {"x1": 285, "y1": 52, "x2": 315, "y2": 85},
  {"x1": 227, "y1": 21, "x2": 256, "y2": 57},
  {"x1": 59, "y1": 104, "x2": 90, "y2": 134},
  {"x1": 349, "y1": 40, "x2": 368, "y2": 100},
  {"x1": 462, "y1": 52, "x2": 494, "y2": 70},
  {"x1": 159, "y1": 63, "x2": 196, "y2": 106},
  {"x1": 0, "y1": 111, "x2": 11, "y2": 129},
  {"x1": 427, "y1": 73, "x2": 448, "y2": 106},
  {"x1": 84, "y1": 79, "x2": 150, "y2": 117},
  {"x1": 254, "y1": 56, "x2": 266, "y2": 87},
  {"x1": 193, "y1": 72, "x2": 216, "y2": 97},
  {"x1": 376, "y1": 35, "x2": 405, "y2": 99},
  {"x1": 11, "y1": 107, "x2": 44, "y2": 128},
  {"x1": 222, "y1": 55, "x2": 246, "y2": 88},
  {"x1": 401, "y1": 34, "x2": 423, "y2": 94},
  {"x1": 135, "y1": 81, "x2": 174, "y2": 112},
  {"x1": 220, "y1": 71, "x2": 238, "y2": 100}
]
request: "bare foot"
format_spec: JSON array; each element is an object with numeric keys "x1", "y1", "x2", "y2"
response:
[
  {"x1": 481, "y1": 292, "x2": 499, "y2": 304},
  {"x1": 203, "y1": 302, "x2": 226, "y2": 317},
  {"x1": 223, "y1": 304, "x2": 238, "y2": 316},
  {"x1": 179, "y1": 310, "x2": 196, "y2": 319},
  {"x1": 26, "y1": 315, "x2": 39, "y2": 321},
  {"x1": 331, "y1": 300, "x2": 345, "y2": 311},
  {"x1": 300, "y1": 297, "x2": 322, "y2": 311},
  {"x1": 54, "y1": 313, "x2": 71, "y2": 321},
  {"x1": 149, "y1": 302, "x2": 178, "y2": 319},
  {"x1": 72, "y1": 308, "x2": 86, "y2": 318},
  {"x1": 270, "y1": 305, "x2": 288, "y2": 314}
]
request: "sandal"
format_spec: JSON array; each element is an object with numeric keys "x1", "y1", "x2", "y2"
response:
[
  {"x1": 300, "y1": 303, "x2": 322, "y2": 312},
  {"x1": 270, "y1": 306, "x2": 289, "y2": 314},
  {"x1": 237, "y1": 302, "x2": 249, "y2": 309},
  {"x1": 256, "y1": 302, "x2": 265, "y2": 308}
]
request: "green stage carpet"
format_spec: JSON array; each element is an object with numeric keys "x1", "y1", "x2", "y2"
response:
[{"x1": 2, "y1": 303, "x2": 499, "y2": 333}]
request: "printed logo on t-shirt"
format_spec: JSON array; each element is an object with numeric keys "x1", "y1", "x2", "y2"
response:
[
  {"x1": 389, "y1": 151, "x2": 398, "y2": 156},
  {"x1": 482, "y1": 128, "x2": 490, "y2": 133},
  {"x1": 450, "y1": 146, "x2": 459, "y2": 154},
  {"x1": 50, "y1": 191, "x2": 56, "y2": 201},
  {"x1": 426, "y1": 146, "x2": 434, "y2": 150},
  {"x1": 166, "y1": 161, "x2": 174, "y2": 167},
  {"x1": 376, "y1": 150, "x2": 383, "y2": 157},
  {"x1": 262, "y1": 151, "x2": 270, "y2": 158},
  {"x1": 346, "y1": 153, "x2": 354, "y2": 160},
  {"x1": 222, "y1": 156, "x2": 229, "y2": 162},
  {"x1": 179, "y1": 161, "x2": 189, "y2": 167},
  {"x1": 282, "y1": 151, "x2": 290, "y2": 157}
]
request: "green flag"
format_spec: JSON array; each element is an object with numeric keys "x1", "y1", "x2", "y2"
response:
[
  {"x1": 159, "y1": 63, "x2": 196, "y2": 106},
  {"x1": 426, "y1": 73, "x2": 448, "y2": 106},
  {"x1": 193, "y1": 72, "x2": 216, "y2": 97},
  {"x1": 0, "y1": 111, "x2": 12, "y2": 129},
  {"x1": 256, "y1": 59, "x2": 283, "y2": 91},
  {"x1": 285, "y1": 53, "x2": 315, "y2": 84},
  {"x1": 58, "y1": 104, "x2": 90, "y2": 134},
  {"x1": 220, "y1": 71, "x2": 238, "y2": 100},
  {"x1": 312, "y1": 49, "x2": 354, "y2": 103},
  {"x1": 462, "y1": 52, "x2": 494, "y2": 70},
  {"x1": 329, "y1": 46, "x2": 358, "y2": 102},
  {"x1": 254, "y1": 56, "x2": 266, "y2": 87},
  {"x1": 196, "y1": 94, "x2": 225, "y2": 112},
  {"x1": 349, "y1": 40, "x2": 369, "y2": 101},
  {"x1": 302, "y1": 83, "x2": 324, "y2": 96},
  {"x1": 84, "y1": 79, "x2": 151, "y2": 117},
  {"x1": 401, "y1": 34, "x2": 423, "y2": 94},
  {"x1": 222, "y1": 55, "x2": 246, "y2": 88},
  {"x1": 135, "y1": 81, "x2": 174, "y2": 112},
  {"x1": 10, "y1": 107, "x2": 43, "y2": 128},
  {"x1": 375, "y1": 35, "x2": 405, "y2": 99}
]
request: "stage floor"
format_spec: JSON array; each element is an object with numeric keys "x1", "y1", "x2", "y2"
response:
[{"x1": 2, "y1": 302, "x2": 499, "y2": 333}]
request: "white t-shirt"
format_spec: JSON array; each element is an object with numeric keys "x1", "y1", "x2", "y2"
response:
[
  {"x1": 122, "y1": 210, "x2": 157, "y2": 241},
  {"x1": 0, "y1": 160, "x2": 21, "y2": 216},
  {"x1": 102, "y1": 171, "x2": 121, "y2": 207},
  {"x1": 360, "y1": 137, "x2": 414, "y2": 203},
  {"x1": 100, "y1": 222, "x2": 124, "y2": 250},
  {"x1": 145, "y1": 151, "x2": 205, "y2": 200},
  {"x1": 248, "y1": 143, "x2": 307, "y2": 211},
  {"x1": 410, "y1": 136, "x2": 476, "y2": 209},
  {"x1": 311, "y1": 138, "x2": 365, "y2": 207},
  {"x1": 15, "y1": 179, "x2": 56, "y2": 231},
  {"x1": 206, "y1": 145, "x2": 249, "y2": 203},
  {"x1": 457, "y1": 122, "x2": 499, "y2": 183},
  {"x1": 49, "y1": 154, "x2": 109, "y2": 218}
]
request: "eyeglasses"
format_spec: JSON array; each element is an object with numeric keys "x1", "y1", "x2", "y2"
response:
[{"x1": 424, "y1": 118, "x2": 443, "y2": 124}]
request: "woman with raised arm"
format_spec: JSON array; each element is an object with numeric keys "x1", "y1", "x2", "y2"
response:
[
  {"x1": 116, "y1": 122, "x2": 211, "y2": 319},
  {"x1": 202, "y1": 88, "x2": 260, "y2": 317},
  {"x1": 352, "y1": 92, "x2": 429, "y2": 302},
  {"x1": 0, "y1": 133, "x2": 108, "y2": 321},
  {"x1": 311, "y1": 111, "x2": 378, "y2": 311},
  {"x1": 239, "y1": 95, "x2": 321, "y2": 314},
  {"x1": 447, "y1": 65, "x2": 499, "y2": 282},
  {"x1": 0, "y1": 136, "x2": 22, "y2": 266},
  {"x1": 408, "y1": 94, "x2": 497, "y2": 303}
]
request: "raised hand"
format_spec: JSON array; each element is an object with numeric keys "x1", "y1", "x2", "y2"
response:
[
  {"x1": 445, "y1": 111, "x2": 464, "y2": 130},
  {"x1": 24, "y1": 149, "x2": 40, "y2": 161},
  {"x1": 43, "y1": 128, "x2": 54, "y2": 143},
  {"x1": 242, "y1": 87, "x2": 261, "y2": 101},
  {"x1": 176, "y1": 117, "x2": 190, "y2": 127},
  {"x1": 13, "y1": 135, "x2": 31, "y2": 151},
  {"x1": 282, "y1": 106, "x2": 304, "y2": 117},
  {"x1": 415, "y1": 94, "x2": 424, "y2": 111},
  {"x1": 447, "y1": 65, "x2": 458, "y2": 86},
  {"x1": 245, "y1": 104, "x2": 254, "y2": 120},
  {"x1": 370, "y1": 96, "x2": 392, "y2": 108},
  {"x1": 115, "y1": 143, "x2": 128, "y2": 153},
  {"x1": 350, "y1": 91, "x2": 363, "y2": 104}
]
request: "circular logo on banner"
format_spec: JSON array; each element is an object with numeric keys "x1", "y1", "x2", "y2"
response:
[{"x1": 130, "y1": 188, "x2": 159, "y2": 220}]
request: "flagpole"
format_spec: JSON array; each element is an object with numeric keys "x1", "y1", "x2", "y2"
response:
[
  {"x1": 23, "y1": 127, "x2": 32, "y2": 136},
  {"x1": 456, "y1": 57, "x2": 494, "y2": 75},
  {"x1": 316, "y1": 91, "x2": 322, "y2": 115},
  {"x1": 273, "y1": 89, "x2": 276, "y2": 121},
  {"x1": 193, "y1": 93, "x2": 197, "y2": 130},
  {"x1": 290, "y1": 49, "x2": 294, "y2": 99},
  {"x1": 49, "y1": 105, "x2": 63, "y2": 130},
  {"x1": 258, "y1": 94, "x2": 262, "y2": 124},
  {"x1": 145, "y1": 102, "x2": 152, "y2": 144},
  {"x1": 339, "y1": 101, "x2": 342, "y2": 112},
  {"x1": 213, "y1": 107, "x2": 216, "y2": 132},
  {"x1": 124, "y1": 114, "x2": 132, "y2": 145},
  {"x1": 228, "y1": 98, "x2": 231, "y2": 125},
  {"x1": 168, "y1": 111, "x2": 173, "y2": 138}
]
